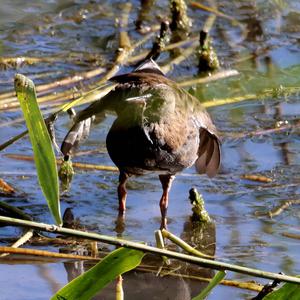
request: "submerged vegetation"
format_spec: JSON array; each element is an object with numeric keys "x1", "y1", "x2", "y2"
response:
[{"x1": 0, "y1": 0, "x2": 300, "y2": 299}]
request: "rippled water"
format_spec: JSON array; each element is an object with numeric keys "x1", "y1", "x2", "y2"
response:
[{"x1": 0, "y1": 0, "x2": 300, "y2": 299}]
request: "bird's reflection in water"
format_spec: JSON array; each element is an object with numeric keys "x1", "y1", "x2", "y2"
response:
[
  {"x1": 115, "y1": 214, "x2": 125, "y2": 236},
  {"x1": 62, "y1": 256, "x2": 214, "y2": 300},
  {"x1": 63, "y1": 253, "x2": 85, "y2": 283},
  {"x1": 61, "y1": 204, "x2": 216, "y2": 299}
]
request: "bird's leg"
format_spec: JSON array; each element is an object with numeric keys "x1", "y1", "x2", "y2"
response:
[
  {"x1": 118, "y1": 171, "x2": 129, "y2": 215},
  {"x1": 159, "y1": 174, "x2": 175, "y2": 229}
]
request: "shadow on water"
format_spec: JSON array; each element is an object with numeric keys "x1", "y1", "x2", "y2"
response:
[{"x1": 0, "y1": 0, "x2": 300, "y2": 299}]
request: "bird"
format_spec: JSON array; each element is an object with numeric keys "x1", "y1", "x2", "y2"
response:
[{"x1": 61, "y1": 59, "x2": 221, "y2": 229}]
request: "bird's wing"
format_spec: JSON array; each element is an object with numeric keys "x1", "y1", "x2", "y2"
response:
[
  {"x1": 61, "y1": 88, "x2": 116, "y2": 157},
  {"x1": 61, "y1": 59, "x2": 165, "y2": 157},
  {"x1": 195, "y1": 127, "x2": 220, "y2": 178},
  {"x1": 61, "y1": 118, "x2": 93, "y2": 157},
  {"x1": 190, "y1": 101, "x2": 221, "y2": 178}
]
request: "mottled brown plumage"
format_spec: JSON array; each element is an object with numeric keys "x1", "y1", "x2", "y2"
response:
[{"x1": 62, "y1": 59, "x2": 221, "y2": 229}]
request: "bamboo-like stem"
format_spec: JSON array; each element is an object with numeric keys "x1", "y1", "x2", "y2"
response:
[
  {"x1": 0, "y1": 201, "x2": 32, "y2": 220},
  {"x1": 203, "y1": 86, "x2": 300, "y2": 108},
  {"x1": 0, "y1": 89, "x2": 74, "y2": 111},
  {"x1": 35, "y1": 67, "x2": 105, "y2": 93},
  {"x1": 155, "y1": 230, "x2": 170, "y2": 265},
  {"x1": 0, "y1": 70, "x2": 107, "y2": 113},
  {"x1": 256, "y1": 199, "x2": 300, "y2": 218},
  {"x1": 7, "y1": 230, "x2": 33, "y2": 249},
  {"x1": 178, "y1": 69, "x2": 239, "y2": 88},
  {"x1": 0, "y1": 66, "x2": 105, "y2": 105},
  {"x1": 190, "y1": 2, "x2": 241, "y2": 25},
  {"x1": 116, "y1": 275, "x2": 124, "y2": 300},
  {"x1": 0, "y1": 83, "x2": 113, "y2": 122},
  {"x1": 0, "y1": 230, "x2": 33, "y2": 257},
  {"x1": 0, "y1": 246, "x2": 98, "y2": 261},
  {"x1": 61, "y1": 161, "x2": 117, "y2": 172},
  {"x1": 58, "y1": 83, "x2": 116, "y2": 113},
  {"x1": 241, "y1": 174, "x2": 272, "y2": 183},
  {"x1": 0, "y1": 130, "x2": 28, "y2": 151},
  {"x1": 161, "y1": 229, "x2": 214, "y2": 259},
  {"x1": 282, "y1": 232, "x2": 300, "y2": 240},
  {"x1": 5, "y1": 154, "x2": 119, "y2": 172},
  {"x1": 0, "y1": 216, "x2": 299, "y2": 284},
  {"x1": 203, "y1": 94, "x2": 255, "y2": 108}
]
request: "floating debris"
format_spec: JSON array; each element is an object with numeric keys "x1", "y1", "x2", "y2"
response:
[
  {"x1": 0, "y1": 178, "x2": 15, "y2": 195},
  {"x1": 241, "y1": 174, "x2": 273, "y2": 183},
  {"x1": 255, "y1": 199, "x2": 300, "y2": 218}
]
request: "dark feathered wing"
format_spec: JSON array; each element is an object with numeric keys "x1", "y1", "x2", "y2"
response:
[
  {"x1": 60, "y1": 96, "x2": 109, "y2": 157},
  {"x1": 189, "y1": 102, "x2": 221, "y2": 178},
  {"x1": 195, "y1": 128, "x2": 220, "y2": 177},
  {"x1": 61, "y1": 118, "x2": 92, "y2": 156}
]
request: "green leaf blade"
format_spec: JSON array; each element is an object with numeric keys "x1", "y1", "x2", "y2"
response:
[
  {"x1": 14, "y1": 74, "x2": 61, "y2": 225},
  {"x1": 263, "y1": 275, "x2": 300, "y2": 300},
  {"x1": 192, "y1": 270, "x2": 226, "y2": 300},
  {"x1": 51, "y1": 247, "x2": 145, "y2": 300}
]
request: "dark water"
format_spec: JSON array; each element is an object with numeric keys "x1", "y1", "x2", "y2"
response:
[{"x1": 0, "y1": 0, "x2": 300, "y2": 299}]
